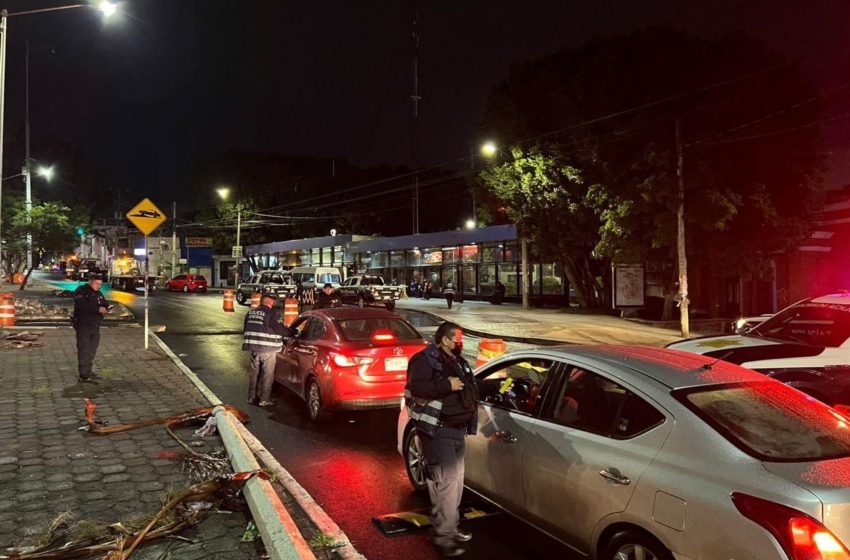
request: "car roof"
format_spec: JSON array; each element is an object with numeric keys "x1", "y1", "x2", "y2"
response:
[
  {"x1": 809, "y1": 293, "x2": 850, "y2": 305},
  {"x1": 514, "y1": 345, "x2": 765, "y2": 389},
  {"x1": 309, "y1": 307, "x2": 406, "y2": 320}
]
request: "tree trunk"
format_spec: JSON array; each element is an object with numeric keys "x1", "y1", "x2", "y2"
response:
[
  {"x1": 565, "y1": 256, "x2": 603, "y2": 309},
  {"x1": 19, "y1": 252, "x2": 41, "y2": 291},
  {"x1": 660, "y1": 265, "x2": 678, "y2": 321}
]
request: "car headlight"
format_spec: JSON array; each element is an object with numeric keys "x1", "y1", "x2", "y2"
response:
[{"x1": 735, "y1": 318, "x2": 747, "y2": 330}]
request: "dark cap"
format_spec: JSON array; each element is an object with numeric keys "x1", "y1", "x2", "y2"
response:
[
  {"x1": 323, "y1": 283, "x2": 334, "y2": 289},
  {"x1": 89, "y1": 274, "x2": 103, "y2": 281}
]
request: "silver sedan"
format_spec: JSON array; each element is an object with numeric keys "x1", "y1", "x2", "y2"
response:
[{"x1": 397, "y1": 346, "x2": 850, "y2": 560}]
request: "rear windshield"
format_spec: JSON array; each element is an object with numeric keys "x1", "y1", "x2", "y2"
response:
[
  {"x1": 677, "y1": 382, "x2": 850, "y2": 462},
  {"x1": 318, "y1": 273, "x2": 341, "y2": 284},
  {"x1": 752, "y1": 302, "x2": 850, "y2": 347},
  {"x1": 193, "y1": 276, "x2": 206, "y2": 281},
  {"x1": 362, "y1": 277, "x2": 384, "y2": 286},
  {"x1": 336, "y1": 318, "x2": 421, "y2": 341}
]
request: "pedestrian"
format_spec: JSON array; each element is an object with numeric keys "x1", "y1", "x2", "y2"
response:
[
  {"x1": 444, "y1": 281, "x2": 456, "y2": 309},
  {"x1": 313, "y1": 283, "x2": 341, "y2": 310},
  {"x1": 425, "y1": 281, "x2": 433, "y2": 300},
  {"x1": 405, "y1": 322, "x2": 500, "y2": 557},
  {"x1": 72, "y1": 274, "x2": 113, "y2": 382},
  {"x1": 242, "y1": 294, "x2": 294, "y2": 406},
  {"x1": 493, "y1": 280, "x2": 506, "y2": 305}
]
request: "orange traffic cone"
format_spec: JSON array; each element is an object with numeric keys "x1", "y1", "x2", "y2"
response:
[
  {"x1": 251, "y1": 293, "x2": 262, "y2": 309},
  {"x1": 223, "y1": 290, "x2": 235, "y2": 313},
  {"x1": 476, "y1": 338, "x2": 507, "y2": 369},
  {"x1": 284, "y1": 298, "x2": 299, "y2": 326},
  {"x1": 0, "y1": 292, "x2": 15, "y2": 326}
]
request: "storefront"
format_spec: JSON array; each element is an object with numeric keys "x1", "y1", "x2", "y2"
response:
[{"x1": 245, "y1": 225, "x2": 570, "y2": 305}]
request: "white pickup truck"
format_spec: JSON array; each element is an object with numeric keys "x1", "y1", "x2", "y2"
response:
[{"x1": 337, "y1": 275, "x2": 403, "y2": 311}]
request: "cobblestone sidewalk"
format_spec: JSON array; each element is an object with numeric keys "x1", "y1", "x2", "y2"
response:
[{"x1": 0, "y1": 327, "x2": 262, "y2": 559}]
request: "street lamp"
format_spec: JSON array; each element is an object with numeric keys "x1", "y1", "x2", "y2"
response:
[
  {"x1": 37, "y1": 166, "x2": 53, "y2": 181},
  {"x1": 0, "y1": 2, "x2": 117, "y2": 283},
  {"x1": 217, "y1": 188, "x2": 242, "y2": 287},
  {"x1": 469, "y1": 141, "x2": 500, "y2": 230},
  {"x1": 465, "y1": 219, "x2": 475, "y2": 230},
  {"x1": 481, "y1": 141, "x2": 498, "y2": 158}
]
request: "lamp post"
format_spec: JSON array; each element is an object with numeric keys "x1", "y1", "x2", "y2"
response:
[
  {"x1": 217, "y1": 187, "x2": 242, "y2": 287},
  {"x1": 0, "y1": 1, "x2": 116, "y2": 283},
  {"x1": 470, "y1": 141, "x2": 499, "y2": 229}
]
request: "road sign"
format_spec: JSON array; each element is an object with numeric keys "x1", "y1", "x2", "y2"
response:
[
  {"x1": 179, "y1": 258, "x2": 188, "y2": 265},
  {"x1": 232, "y1": 246, "x2": 243, "y2": 258},
  {"x1": 126, "y1": 198, "x2": 167, "y2": 236}
]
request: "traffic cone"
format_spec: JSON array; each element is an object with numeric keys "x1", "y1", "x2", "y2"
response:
[
  {"x1": 222, "y1": 290, "x2": 235, "y2": 313},
  {"x1": 476, "y1": 338, "x2": 507, "y2": 369},
  {"x1": 251, "y1": 293, "x2": 262, "y2": 309},
  {"x1": 284, "y1": 298, "x2": 299, "y2": 326},
  {"x1": 0, "y1": 292, "x2": 15, "y2": 326}
]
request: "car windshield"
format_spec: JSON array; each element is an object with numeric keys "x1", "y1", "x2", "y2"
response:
[
  {"x1": 751, "y1": 301, "x2": 850, "y2": 347},
  {"x1": 336, "y1": 318, "x2": 421, "y2": 341},
  {"x1": 676, "y1": 382, "x2": 850, "y2": 462},
  {"x1": 318, "y1": 273, "x2": 341, "y2": 284}
]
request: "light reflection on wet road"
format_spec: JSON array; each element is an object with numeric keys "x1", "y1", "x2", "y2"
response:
[{"x1": 124, "y1": 292, "x2": 576, "y2": 560}]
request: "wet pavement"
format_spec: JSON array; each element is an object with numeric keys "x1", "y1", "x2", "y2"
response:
[{"x1": 125, "y1": 291, "x2": 578, "y2": 560}]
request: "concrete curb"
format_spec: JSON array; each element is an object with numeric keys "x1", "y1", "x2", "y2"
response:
[
  {"x1": 150, "y1": 333, "x2": 364, "y2": 560},
  {"x1": 401, "y1": 306, "x2": 568, "y2": 346}
]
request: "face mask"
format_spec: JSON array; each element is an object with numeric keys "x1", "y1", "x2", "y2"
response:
[{"x1": 451, "y1": 342, "x2": 463, "y2": 357}]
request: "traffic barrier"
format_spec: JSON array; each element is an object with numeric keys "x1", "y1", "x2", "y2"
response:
[
  {"x1": 284, "y1": 298, "x2": 299, "y2": 326},
  {"x1": 251, "y1": 292, "x2": 262, "y2": 309},
  {"x1": 222, "y1": 289, "x2": 235, "y2": 312},
  {"x1": 0, "y1": 292, "x2": 15, "y2": 327},
  {"x1": 12, "y1": 273, "x2": 24, "y2": 285},
  {"x1": 476, "y1": 338, "x2": 507, "y2": 369}
]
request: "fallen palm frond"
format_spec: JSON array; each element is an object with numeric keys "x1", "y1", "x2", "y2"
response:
[{"x1": 1, "y1": 471, "x2": 269, "y2": 560}]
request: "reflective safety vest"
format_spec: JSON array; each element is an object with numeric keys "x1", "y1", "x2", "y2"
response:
[
  {"x1": 405, "y1": 344, "x2": 477, "y2": 437},
  {"x1": 242, "y1": 306, "x2": 284, "y2": 353}
]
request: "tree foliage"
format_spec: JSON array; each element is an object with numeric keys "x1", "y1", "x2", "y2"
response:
[
  {"x1": 8, "y1": 202, "x2": 79, "y2": 288},
  {"x1": 479, "y1": 28, "x2": 824, "y2": 311}
]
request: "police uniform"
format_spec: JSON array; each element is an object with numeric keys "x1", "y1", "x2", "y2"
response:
[
  {"x1": 405, "y1": 343, "x2": 481, "y2": 552},
  {"x1": 313, "y1": 290, "x2": 341, "y2": 310},
  {"x1": 72, "y1": 283, "x2": 108, "y2": 380},
  {"x1": 242, "y1": 303, "x2": 294, "y2": 404}
]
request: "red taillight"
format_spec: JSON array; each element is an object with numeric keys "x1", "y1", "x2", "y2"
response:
[
  {"x1": 373, "y1": 332, "x2": 395, "y2": 341},
  {"x1": 330, "y1": 352, "x2": 375, "y2": 369},
  {"x1": 732, "y1": 493, "x2": 850, "y2": 560}
]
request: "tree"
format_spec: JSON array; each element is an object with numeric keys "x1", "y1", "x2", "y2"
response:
[
  {"x1": 10, "y1": 202, "x2": 79, "y2": 289},
  {"x1": 481, "y1": 28, "x2": 824, "y2": 314},
  {"x1": 1, "y1": 194, "x2": 26, "y2": 277},
  {"x1": 480, "y1": 146, "x2": 604, "y2": 308}
]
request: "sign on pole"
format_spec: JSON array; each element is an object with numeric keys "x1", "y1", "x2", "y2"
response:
[
  {"x1": 126, "y1": 199, "x2": 168, "y2": 351},
  {"x1": 232, "y1": 246, "x2": 243, "y2": 258},
  {"x1": 126, "y1": 198, "x2": 167, "y2": 236}
]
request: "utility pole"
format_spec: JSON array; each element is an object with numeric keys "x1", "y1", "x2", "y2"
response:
[
  {"x1": 676, "y1": 118, "x2": 690, "y2": 338},
  {"x1": 410, "y1": 0, "x2": 421, "y2": 234},
  {"x1": 171, "y1": 201, "x2": 176, "y2": 279},
  {"x1": 234, "y1": 203, "x2": 242, "y2": 287},
  {"x1": 470, "y1": 146, "x2": 477, "y2": 228},
  {"x1": 521, "y1": 238, "x2": 529, "y2": 310},
  {"x1": 24, "y1": 39, "x2": 31, "y2": 270},
  {"x1": 0, "y1": 11, "x2": 8, "y2": 283}
]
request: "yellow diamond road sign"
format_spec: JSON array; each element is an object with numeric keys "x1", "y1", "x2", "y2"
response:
[{"x1": 126, "y1": 198, "x2": 167, "y2": 236}]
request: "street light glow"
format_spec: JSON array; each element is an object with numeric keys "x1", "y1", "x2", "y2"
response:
[
  {"x1": 37, "y1": 166, "x2": 53, "y2": 181},
  {"x1": 481, "y1": 142, "x2": 498, "y2": 157},
  {"x1": 98, "y1": 1, "x2": 118, "y2": 17},
  {"x1": 217, "y1": 187, "x2": 230, "y2": 200},
  {"x1": 465, "y1": 219, "x2": 475, "y2": 229}
]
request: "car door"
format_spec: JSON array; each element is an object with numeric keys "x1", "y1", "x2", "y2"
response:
[
  {"x1": 292, "y1": 317, "x2": 327, "y2": 398},
  {"x1": 521, "y1": 363, "x2": 672, "y2": 554},
  {"x1": 274, "y1": 317, "x2": 309, "y2": 389},
  {"x1": 339, "y1": 277, "x2": 355, "y2": 303},
  {"x1": 464, "y1": 356, "x2": 560, "y2": 515}
]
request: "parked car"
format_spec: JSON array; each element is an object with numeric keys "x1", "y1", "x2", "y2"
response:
[
  {"x1": 288, "y1": 266, "x2": 343, "y2": 301},
  {"x1": 236, "y1": 271, "x2": 297, "y2": 305},
  {"x1": 337, "y1": 275, "x2": 403, "y2": 311},
  {"x1": 274, "y1": 307, "x2": 427, "y2": 421},
  {"x1": 398, "y1": 345, "x2": 850, "y2": 560},
  {"x1": 166, "y1": 273, "x2": 208, "y2": 293},
  {"x1": 668, "y1": 293, "x2": 850, "y2": 408}
]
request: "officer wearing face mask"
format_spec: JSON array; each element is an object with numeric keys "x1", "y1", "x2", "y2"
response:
[{"x1": 405, "y1": 321, "x2": 497, "y2": 557}]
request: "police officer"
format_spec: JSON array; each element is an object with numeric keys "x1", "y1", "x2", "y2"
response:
[
  {"x1": 72, "y1": 275, "x2": 112, "y2": 382},
  {"x1": 405, "y1": 322, "x2": 498, "y2": 557},
  {"x1": 443, "y1": 281, "x2": 456, "y2": 309},
  {"x1": 313, "y1": 283, "x2": 341, "y2": 310},
  {"x1": 242, "y1": 294, "x2": 294, "y2": 406}
]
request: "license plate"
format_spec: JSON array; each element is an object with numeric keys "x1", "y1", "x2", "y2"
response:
[{"x1": 385, "y1": 357, "x2": 408, "y2": 371}]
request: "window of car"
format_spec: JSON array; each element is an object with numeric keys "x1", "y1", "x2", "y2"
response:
[
  {"x1": 476, "y1": 358, "x2": 556, "y2": 415},
  {"x1": 269, "y1": 274, "x2": 284, "y2": 284},
  {"x1": 675, "y1": 381, "x2": 850, "y2": 462},
  {"x1": 301, "y1": 318, "x2": 327, "y2": 341},
  {"x1": 362, "y1": 277, "x2": 383, "y2": 286},
  {"x1": 542, "y1": 366, "x2": 664, "y2": 438},
  {"x1": 317, "y1": 273, "x2": 341, "y2": 284},
  {"x1": 341, "y1": 278, "x2": 353, "y2": 287},
  {"x1": 336, "y1": 318, "x2": 421, "y2": 341},
  {"x1": 174, "y1": 275, "x2": 186, "y2": 281},
  {"x1": 292, "y1": 273, "x2": 313, "y2": 284},
  {"x1": 193, "y1": 275, "x2": 206, "y2": 282},
  {"x1": 752, "y1": 301, "x2": 850, "y2": 347}
]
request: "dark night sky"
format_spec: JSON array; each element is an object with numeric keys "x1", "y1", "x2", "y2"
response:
[{"x1": 5, "y1": 0, "x2": 850, "y2": 212}]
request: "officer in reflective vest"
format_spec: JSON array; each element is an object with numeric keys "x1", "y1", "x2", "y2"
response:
[
  {"x1": 405, "y1": 321, "x2": 499, "y2": 557},
  {"x1": 242, "y1": 294, "x2": 294, "y2": 406}
]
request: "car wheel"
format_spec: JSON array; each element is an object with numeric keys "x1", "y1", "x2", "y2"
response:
[
  {"x1": 236, "y1": 292, "x2": 247, "y2": 305},
  {"x1": 306, "y1": 378, "x2": 327, "y2": 422},
  {"x1": 601, "y1": 530, "x2": 674, "y2": 560},
  {"x1": 182, "y1": 285, "x2": 189, "y2": 293},
  {"x1": 358, "y1": 295, "x2": 366, "y2": 308},
  {"x1": 166, "y1": 283, "x2": 172, "y2": 291},
  {"x1": 404, "y1": 428, "x2": 429, "y2": 494},
  {"x1": 385, "y1": 301, "x2": 396, "y2": 312}
]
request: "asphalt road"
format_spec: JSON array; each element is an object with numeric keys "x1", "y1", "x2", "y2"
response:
[{"x1": 123, "y1": 290, "x2": 577, "y2": 560}]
